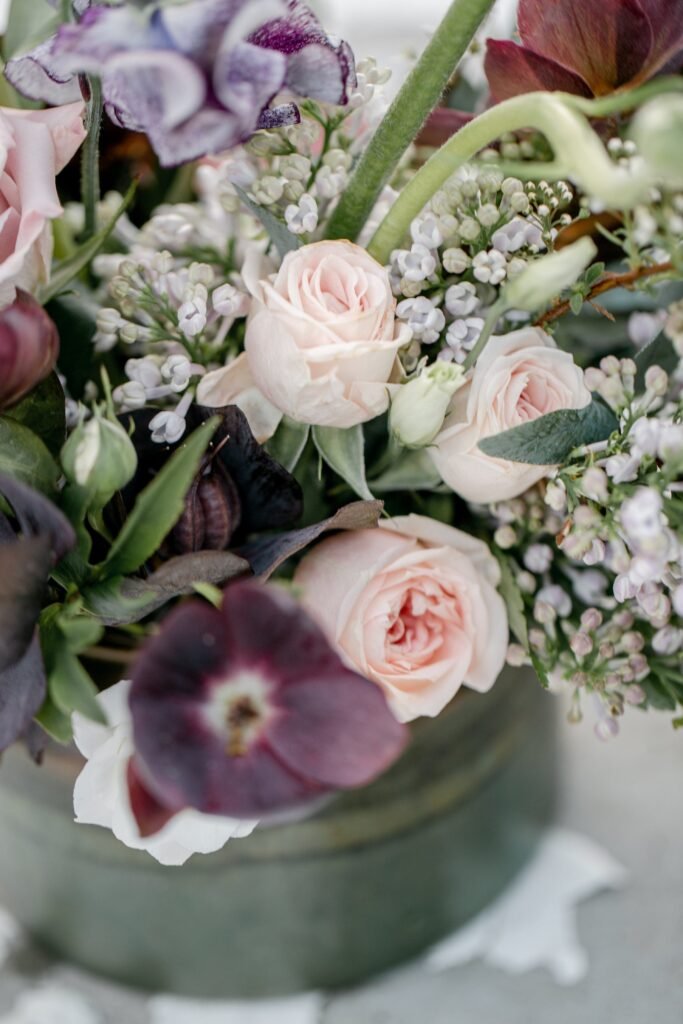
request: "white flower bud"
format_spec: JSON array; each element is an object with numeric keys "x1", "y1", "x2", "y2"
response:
[
  {"x1": 61, "y1": 413, "x2": 137, "y2": 506},
  {"x1": 285, "y1": 194, "x2": 318, "y2": 235},
  {"x1": 442, "y1": 247, "x2": 470, "y2": 274},
  {"x1": 390, "y1": 362, "x2": 465, "y2": 448},
  {"x1": 501, "y1": 237, "x2": 597, "y2": 312},
  {"x1": 148, "y1": 409, "x2": 188, "y2": 445}
]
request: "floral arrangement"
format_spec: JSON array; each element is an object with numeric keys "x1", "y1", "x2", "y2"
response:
[{"x1": 0, "y1": 0, "x2": 682, "y2": 865}]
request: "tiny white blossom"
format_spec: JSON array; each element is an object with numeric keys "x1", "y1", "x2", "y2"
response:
[
  {"x1": 442, "y1": 247, "x2": 471, "y2": 274},
  {"x1": 149, "y1": 409, "x2": 188, "y2": 444},
  {"x1": 472, "y1": 249, "x2": 507, "y2": 285},
  {"x1": 524, "y1": 544, "x2": 554, "y2": 574},
  {"x1": 444, "y1": 281, "x2": 479, "y2": 317},
  {"x1": 396, "y1": 243, "x2": 438, "y2": 283},
  {"x1": 396, "y1": 296, "x2": 446, "y2": 344},
  {"x1": 212, "y1": 282, "x2": 249, "y2": 319},
  {"x1": 411, "y1": 214, "x2": 444, "y2": 250},
  {"x1": 161, "y1": 355, "x2": 199, "y2": 393},
  {"x1": 445, "y1": 317, "x2": 484, "y2": 362},
  {"x1": 178, "y1": 294, "x2": 208, "y2": 339},
  {"x1": 492, "y1": 217, "x2": 545, "y2": 254},
  {"x1": 315, "y1": 164, "x2": 348, "y2": 199},
  {"x1": 125, "y1": 356, "x2": 163, "y2": 390},
  {"x1": 112, "y1": 381, "x2": 147, "y2": 411},
  {"x1": 285, "y1": 193, "x2": 318, "y2": 235}
]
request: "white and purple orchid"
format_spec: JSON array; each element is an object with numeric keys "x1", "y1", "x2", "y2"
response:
[{"x1": 6, "y1": 0, "x2": 356, "y2": 166}]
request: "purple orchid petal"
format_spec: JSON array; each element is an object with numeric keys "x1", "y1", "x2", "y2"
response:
[
  {"x1": 129, "y1": 583, "x2": 407, "y2": 821},
  {"x1": 250, "y1": 0, "x2": 356, "y2": 104},
  {"x1": 485, "y1": 39, "x2": 593, "y2": 102},
  {"x1": 516, "y1": 0, "x2": 653, "y2": 93},
  {"x1": 101, "y1": 49, "x2": 207, "y2": 133},
  {"x1": 213, "y1": 40, "x2": 287, "y2": 121},
  {"x1": 4, "y1": 39, "x2": 82, "y2": 105}
]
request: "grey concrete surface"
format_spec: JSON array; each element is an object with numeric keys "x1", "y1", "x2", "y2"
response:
[{"x1": 1, "y1": 706, "x2": 681, "y2": 1023}]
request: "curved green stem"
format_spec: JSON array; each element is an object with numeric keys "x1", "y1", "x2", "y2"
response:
[
  {"x1": 368, "y1": 77, "x2": 683, "y2": 265},
  {"x1": 81, "y1": 76, "x2": 103, "y2": 241},
  {"x1": 325, "y1": 0, "x2": 497, "y2": 243}
]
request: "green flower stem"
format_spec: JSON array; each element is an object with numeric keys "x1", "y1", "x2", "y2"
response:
[
  {"x1": 367, "y1": 77, "x2": 683, "y2": 266},
  {"x1": 325, "y1": 0, "x2": 497, "y2": 243},
  {"x1": 81, "y1": 76, "x2": 103, "y2": 241}
]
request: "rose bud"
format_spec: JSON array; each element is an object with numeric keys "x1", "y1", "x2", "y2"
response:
[
  {"x1": 390, "y1": 362, "x2": 465, "y2": 449},
  {"x1": 0, "y1": 291, "x2": 60, "y2": 412},
  {"x1": 128, "y1": 581, "x2": 408, "y2": 830},
  {"x1": 61, "y1": 410, "x2": 137, "y2": 511}
]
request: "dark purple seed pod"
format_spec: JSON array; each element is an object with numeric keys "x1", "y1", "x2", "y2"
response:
[{"x1": 171, "y1": 465, "x2": 242, "y2": 555}]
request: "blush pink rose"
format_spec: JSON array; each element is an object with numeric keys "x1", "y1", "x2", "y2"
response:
[
  {"x1": 244, "y1": 240, "x2": 409, "y2": 428},
  {"x1": 294, "y1": 514, "x2": 508, "y2": 723},
  {"x1": 0, "y1": 102, "x2": 86, "y2": 308},
  {"x1": 430, "y1": 327, "x2": 591, "y2": 504},
  {"x1": 196, "y1": 352, "x2": 283, "y2": 443}
]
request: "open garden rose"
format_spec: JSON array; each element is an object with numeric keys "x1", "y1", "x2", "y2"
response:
[
  {"x1": 196, "y1": 352, "x2": 283, "y2": 443},
  {"x1": 430, "y1": 328, "x2": 592, "y2": 504},
  {"x1": 244, "y1": 241, "x2": 408, "y2": 427},
  {"x1": 294, "y1": 514, "x2": 508, "y2": 723},
  {"x1": 0, "y1": 103, "x2": 86, "y2": 308}
]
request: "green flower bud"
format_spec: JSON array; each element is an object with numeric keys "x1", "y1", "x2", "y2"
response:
[
  {"x1": 61, "y1": 412, "x2": 137, "y2": 509},
  {"x1": 501, "y1": 237, "x2": 597, "y2": 313},
  {"x1": 389, "y1": 362, "x2": 465, "y2": 449}
]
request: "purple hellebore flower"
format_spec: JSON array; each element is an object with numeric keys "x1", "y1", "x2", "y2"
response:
[
  {"x1": 127, "y1": 581, "x2": 408, "y2": 832},
  {"x1": 6, "y1": 0, "x2": 356, "y2": 166},
  {"x1": 485, "y1": 0, "x2": 683, "y2": 102}
]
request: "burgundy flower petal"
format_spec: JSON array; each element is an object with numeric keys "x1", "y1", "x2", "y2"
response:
[
  {"x1": 129, "y1": 583, "x2": 407, "y2": 821},
  {"x1": 641, "y1": 0, "x2": 683, "y2": 77},
  {"x1": 250, "y1": 0, "x2": 356, "y2": 104},
  {"x1": 0, "y1": 292, "x2": 60, "y2": 413},
  {"x1": 516, "y1": 0, "x2": 653, "y2": 93},
  {"x1": 485, "y1": 39, "x2": 593, "y2": 102},
  {"x1": 127, "y1": 758, "x2": 176, "y2": 838},
  {"x1": 417, "y1": 107, "x2": 474, "y2": 147}
]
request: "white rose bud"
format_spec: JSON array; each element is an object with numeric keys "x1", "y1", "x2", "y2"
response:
[
  {"x1": 501, "y1": 237, "x2": 597, "y2": 312},
  {"x1": 630, "y1": 94, "x2": 683, "y2": 190},
  {"x1": 390, "y1": 362, "x2": 465, "y2": 449},
  {"x1": 61, "y1": 413, "x2": 137, "y2": 508}
]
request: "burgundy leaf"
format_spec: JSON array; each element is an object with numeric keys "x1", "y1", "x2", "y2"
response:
[
  {"x1": 485, "y1": 39, "x2": 593, "y2": 102},
  {"x1": 241, "y1": 499, "x2": 383, "y2": 579}
]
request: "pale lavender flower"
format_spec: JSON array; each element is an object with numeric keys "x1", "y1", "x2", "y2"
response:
[{"x1": 7, "y1": 0, "x2": 355, "y2": 167}]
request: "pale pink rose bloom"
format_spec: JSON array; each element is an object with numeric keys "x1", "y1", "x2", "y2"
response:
[
  {"x1": 0, "y1": 102, "x2": 86, "y2": 308},
  {"x1": 244, "y1": 240, "x2": 408, "y2": 428},
  {"x1": 196, "y1": 352, "x2": 283, "y2": 443},
  {"x1": 430, "y1": 327, "x2": 592, "y2": 504},
  {"x1": 294, "y1": 514, "x2": 508, "y2": 723}
]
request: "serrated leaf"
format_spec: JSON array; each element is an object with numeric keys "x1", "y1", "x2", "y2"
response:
[
  {"x1": 4, "y1": 373, "x2": 66, "y2": 459},
  {"x1": 234, "y1": 185, "x2": 301, "y2": 259},
  {"x1": 312, "y1": 424, "x2": 375, "y2": 501},
  {"x1": 478, "y1": 399, "x2": 618, "y2": 466},
  {"x1": 49, "y1": 646, "x2": 106, "y2": 725},
  {"x1": 38, "y1": 182, "x2": 137, "y2": 305},
  {"x1": 495, "y1": 553, "x2": 528, "y2": 650},
  {"x1": 0, "y1": 417, "x2": 59, "y2": 494},
  {"x1": 99, "y1": 418, "x2": 218, "y2": 579},
  {"x1": 266, "y1": 417, "x2": 310, "y2": 472}
]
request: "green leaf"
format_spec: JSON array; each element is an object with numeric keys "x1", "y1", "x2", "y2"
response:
[
  {"x1": 4, "y1": 373, "x2": 66, "y2": 459},
  {"x1": 0, "y1": 417, "x2": 59, "y2": 493},
  {"x1": 640, "y1": 676, "x2": 677, "y2": 712},
  {"x1": 266, "y1": 417, "x2": 310, "y2": 472},
  {"x1": 634, "y1": 331, "x2": 678, "y2": 390},
  {"x1": 478, "y1": 399, "x2": 618, "y2": 466},
  {"x1": 312, "y1": 424, "x2": 375, "y2": 501},
  {"x1": 38, "y1": 183, "x2": 137, "y2": 305},
  {"x1": 569, "y1": 292, "x2": 584, "y2": 315},
  {"x1": 584, "y1": 261, "x2": 605, "y2": 286},
  {"x1": 495, "y1": 553, "x2": 528, "y2": 650},
  {"x1": 370, "y1": 449, "x2": 443, "y2": 492},
  {"x1": 49, "y1": 646, "x2": 106, "y2": 725},
  {"x1": 234, "y1": 185, "x2": 301, "y2": 259},
  {"x1": 99, "y1": 418, "x2": 219, "y2": 579},
  {"x1": 34, "y1": 698, "x2": 73, "y2": 745},
  {"x1": 58, "y1": 614, "x2": 104, "y2": 653}
]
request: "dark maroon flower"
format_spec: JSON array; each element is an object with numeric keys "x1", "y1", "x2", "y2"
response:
[
  {"x1": 128, "y1": 581, "x2": 407, "y2": 827},
  {"x1": 486, "y1": 0, "x2": 683, "y2": 103},
  {"x1": 0, "y1": 292, "x2": 60, "y2": 413},
  {"x1": 6, "y1": 0, "x2": 356, "y2": 167}
]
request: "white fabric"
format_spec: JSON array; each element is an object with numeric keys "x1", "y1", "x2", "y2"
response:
[
  {"x1": 148, "y1": 994, "x2": 323, "y2": 1024},
  {"x1": 425, "y1": 828, "x2": 628, "y2": 985}
]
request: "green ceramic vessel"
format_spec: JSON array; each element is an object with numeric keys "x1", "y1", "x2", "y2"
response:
[{"x1": 0, "y1": 667, "x2": 556, "y2": 998}]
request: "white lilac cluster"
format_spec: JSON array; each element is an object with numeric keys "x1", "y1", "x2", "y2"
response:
[
  {"x1": 389, "y1": 167, "x2": 573, "y2": 369},
  {"x1": 240, "y1": 57, "x2": 391, "y2": 239},
  {"x1": 501, "y1": 319, "x2": 683, "y2": 736},
  {"x1": 94, "y1": 251, "x2": 251, "y2": 444}
]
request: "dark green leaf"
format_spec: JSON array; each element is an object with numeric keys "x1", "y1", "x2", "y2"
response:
[
  {"x1": 234, "y1": 185, "x2": 301, "y2": 259},
  {"x1": 312, "y1": 424, "x2": 375, "y2": 501},
  {"x1": 266, "y1": 417, "x2": 310, "y2": 472},
  {"x1": 4, "y1": 373, "x2": 66, "y2": 459},
  {"x1": 99, "y1": 418, "x2": 218, "y2": 579},
  {"x1": 569, "y1": 293, "x2": 584, "y2": 316},
  {"x1": 478, "y1": 399, "x2": 618, "y2": 466},
  {"x1": 634, "y1": 331, "x2": 678, "y2": 390},
  {"x1": 58, "y1": 614, "x2": 104, "y2": 653},
  {"x1": 640, "y1": 676, "x2": 677, "y2": 712},
  {"x1": 49, "y1": 646, "x2": 106, "y2": 724},
  {"x1": 35, "y1": 697, "x2": 73, "y2": 744},
  {"x1": 0, "y1": 417, "x2": 59, "y2": 493},
  {"x1": 38, "y1": 183, "x2": 137, "y2": 305}
]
